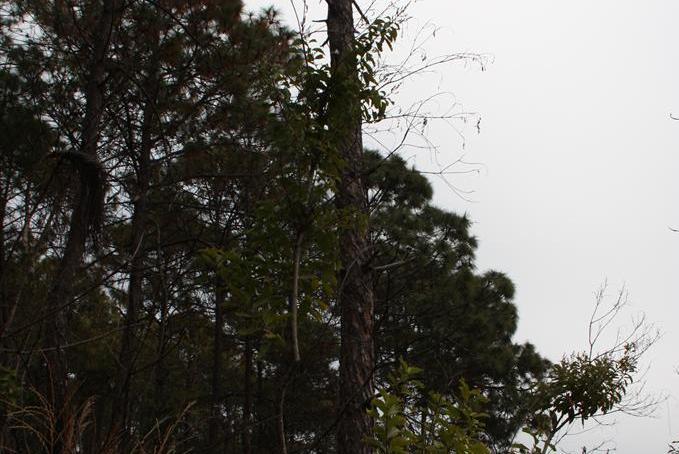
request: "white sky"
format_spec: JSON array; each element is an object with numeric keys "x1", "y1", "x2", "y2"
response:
[{"x1": 247, "y1": 1, "x2": 679, "y2": 451}]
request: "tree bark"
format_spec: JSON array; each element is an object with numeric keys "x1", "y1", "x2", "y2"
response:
[
  {"x1": 255, "y1": 348, "x2": 265, "y2": 452},
  {"x1": 289, "y1": 232, "x2": 304, "y2": 363},
  {"x1": 275, "y1": 384, "x2": 288, "y2": 454},
  {"x1": 209, "y1": 283, "x2": 225, "y2": 452},
  {"x1": 152, "y1": 266, "x2": 169, "y2": 421},
  {"x1": 0, "y1": 180, "x2": 7, "y2": 334},
  {"x1": 112, "y1": 14, "x2": 160, "y2": 448},
  {"x1": 326, "y1": 1, "x2": 375, "y2": 453},
  {"x1": 42, "y1": 2, "x2": 119, "y2": 450},
  {"x1": 243, "y1": 337, "x2": 253, "y2": 454}
]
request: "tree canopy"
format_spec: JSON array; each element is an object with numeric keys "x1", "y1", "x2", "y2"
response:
[{"x1": 0, "y1": 1, "x2": 653, "y2": 453}]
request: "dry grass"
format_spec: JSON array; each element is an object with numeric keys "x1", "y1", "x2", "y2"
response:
[{"x1": 0, "y1": 384, "x2": 194, "y2": 454}]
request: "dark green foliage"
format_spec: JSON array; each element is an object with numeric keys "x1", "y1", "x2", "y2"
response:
[
  {"x1": 0, "y1": 2, "x2": 644, "y2": 453},
  {"x1": 366, "y1": 150, "x2": 550, "y2": 449},
  {"x1": 367, "y1": 360, "x2": 490, "y2": 454}
]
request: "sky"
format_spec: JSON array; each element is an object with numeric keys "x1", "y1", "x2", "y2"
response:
[{"x1": 246, "y1": 1, "x2": 679, "y2": 451}]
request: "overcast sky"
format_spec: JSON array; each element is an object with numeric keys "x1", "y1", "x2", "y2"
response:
[{"x1": 247, "y1": 1, "x2": 679, "y2": 451}]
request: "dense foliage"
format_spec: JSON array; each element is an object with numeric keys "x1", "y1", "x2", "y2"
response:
[{"x1": 0, "y1": 1, "x2": 648, "y2": 453}]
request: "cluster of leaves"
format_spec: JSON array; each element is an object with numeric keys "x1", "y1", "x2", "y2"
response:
[
  {"x1": 547, "y1": 348, "x2": 635, "y2": 423},
  {"x1": 515, "y1": 343, "x2": 640, "y2": 454},
  {"x1": 368, "y1": 340, "x2": 645, "y2": 454},
  {"x1": 355, "y1": 18, "x2": 400, "y2": 122},
  {"x1": 367, "y1": 360, "x2": 489, "y2": 454}
]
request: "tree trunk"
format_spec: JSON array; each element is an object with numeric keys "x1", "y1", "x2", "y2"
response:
[
  {"x1": 42, "y1": 2, "x2": 119, "y2": 450},
  {"x1": 326, "y1": 1, "x2": 375, "y2": 453},
  {"x1": 275, "y1": 384, "x2": 287, "y2": 454},
  {"x1": 243, "y1": 337, "x2": 253, "y2": 454},
  {"x1": 289, "y1": 232, "x2": 304, "y2": 363},
  {"x1": 209, "y1": 283, "x2": 225, "y2": 452},
  {"x1": 153, "y1": 267, "x2": 169, "y2": 421},
  {"x1": 255, "y1": 348, "x2": 265, "y2": 452},
  {"x1": 112, "y1": 15, "x2": 160, "y2": 448},
  {"x1": 0, "y1": 180, "x2": 7, "y2": 335}
]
